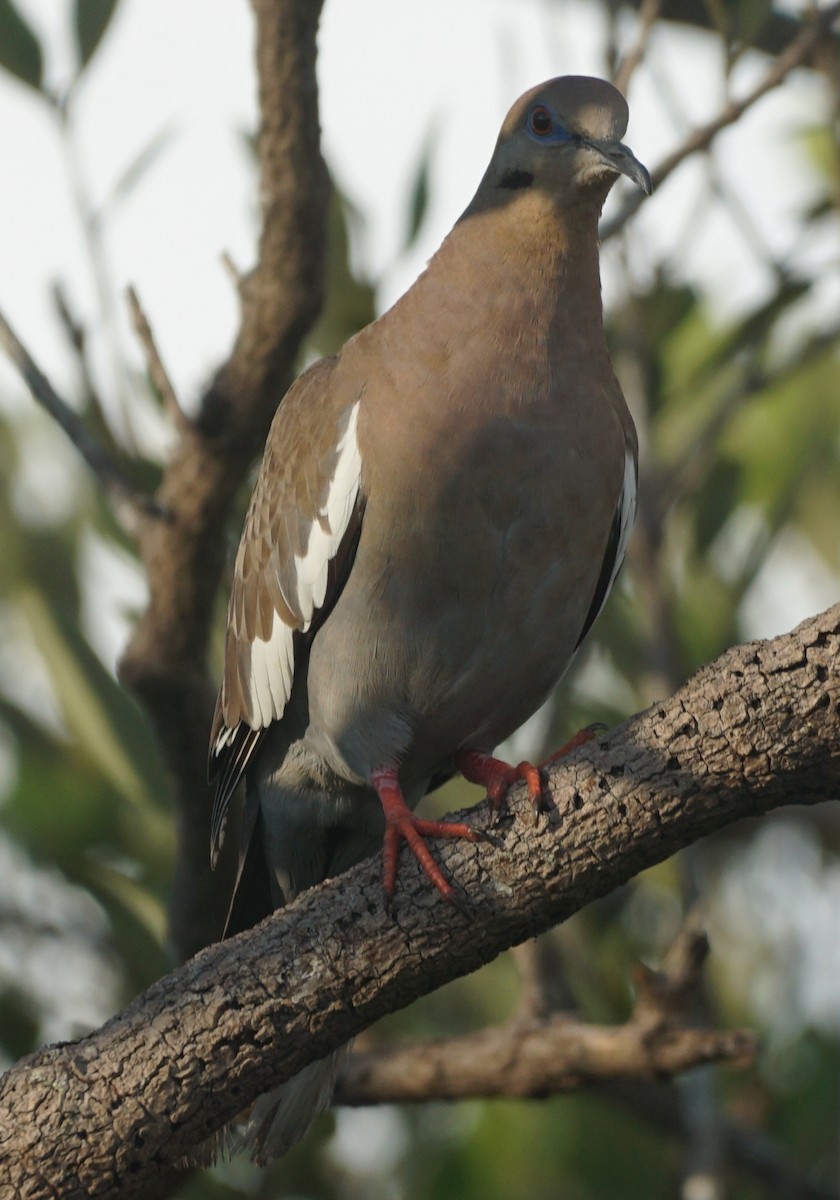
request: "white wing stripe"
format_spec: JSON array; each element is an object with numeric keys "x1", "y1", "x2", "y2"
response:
[
  {"x1": 245, "y1": 402, "x2": 362, "y2": 729},
  {"x1": 609, "y1": 448, "x2": 637, "y2": 595}
]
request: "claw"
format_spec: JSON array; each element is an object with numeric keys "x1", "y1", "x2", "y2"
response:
[
  {"x1": 372, "y1": 766, "x2": 484, "y2": 906},
  {"x1": 456, "y1": 726, "x2": 604, "y2": 818}
]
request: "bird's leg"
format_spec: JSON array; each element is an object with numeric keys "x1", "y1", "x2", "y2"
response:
[
  {"x1": 371, "y1": 766, "x2": 485, "y2": 906},
  {"x1": 456, "y1": 725, "x2": 604, "y2": 819},
  {"x1": 455, "y1": 751, "x2": 543, "y2": 815}
]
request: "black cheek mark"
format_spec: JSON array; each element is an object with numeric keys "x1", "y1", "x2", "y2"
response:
[{"x1": 498, "y1": 169, "x2": 534, "y2": 190}]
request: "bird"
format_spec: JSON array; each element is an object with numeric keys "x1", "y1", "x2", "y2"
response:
[{"x1": 207, "y1": 74, "x2": 650, "y2": 1162}]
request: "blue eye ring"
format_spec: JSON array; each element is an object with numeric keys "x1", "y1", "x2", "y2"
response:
[{"x1": 528, "y1": 105, "x2": 553, "y2": 136}]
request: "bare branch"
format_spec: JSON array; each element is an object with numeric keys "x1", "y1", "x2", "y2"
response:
[
  {"x1": 51, "y1": 282, "x2": 105, "y2": 417},
  {"x1": 614, "y1": 0, "x2": 663, "y2": 94},
  {"x1": 0, "y1": 307, "x2": 159, "y2": 536},
  {"x1": 336, "y1": 914, "x2": 755, "y2": 1106},
  {"x1": 602, "y1": 2, "x2": 840, "y2": 240},
  {"x1": 1, "y1": 603, "x2": 838, "y2": 1194},
  {"x1": 628, "y1": 0, "x2": 838, "y2": 59},
  {"x1": 220, "y1": 249, "x2": 243, "y2": 290},
  {"x1": 117, "y1": 0, "x2": 331, "y2": 962},
  {"x1": 335, "y1": 1014, "x2": 754, "y2": 1105},
  {"x1": 511, "y1": 935, "x2": 576, "y2": 1018},
  {"x1": 126, "y1": 285, "x2": 189, "y2": 432}
]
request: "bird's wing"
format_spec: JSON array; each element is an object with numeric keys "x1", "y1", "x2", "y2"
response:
[
  {"x1": 208, "y1": 356, "x2": 364, "y2": 863},
  {"x1": 576, "y1": 445, "x2": 637, "y2": 648}
]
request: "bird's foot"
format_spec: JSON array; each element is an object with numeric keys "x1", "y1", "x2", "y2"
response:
[
  {"x1": 455, "y1": 750, "x2": 543, "y2": 816},
  {"x1": 456, "y1": 725, "x2": 605, "y2": 820},
  {"x1": 371, "y1": 767, "x2": 485, "y2": 909}
]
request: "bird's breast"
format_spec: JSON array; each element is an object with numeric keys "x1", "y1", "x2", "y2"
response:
[{"x1": 305, "y1": 379, "x2": 626, "y2": 781}]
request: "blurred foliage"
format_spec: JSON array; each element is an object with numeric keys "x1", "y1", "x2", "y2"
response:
[
  {"x1": 73, "y1": 0, "x2": 120, "y2": 72},
  {"x1": 0, "y1": 1, "x2": 839, "y2": 1198},
  {"x1": 0, "y1": 0, "x2": 42, "y2": 91}
]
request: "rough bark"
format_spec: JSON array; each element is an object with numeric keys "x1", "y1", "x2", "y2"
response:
[
  {"x1": 1, "y1": 603, "x2": 837, "y2": 1197},
  {"x1": 335, "y1": 918, "x2": 759, "y2": 1104}
]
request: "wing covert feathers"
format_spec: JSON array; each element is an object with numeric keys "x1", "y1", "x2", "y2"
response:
[{"x1": 208, "y1": 358, "x2": 363, "y2": 861}]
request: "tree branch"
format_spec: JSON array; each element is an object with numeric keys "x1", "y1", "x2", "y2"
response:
[
  {"x1": 632, "y1": 0, "x2": 838, "y2": 60},
  {"x1": 0, "y1": 309, "x2": 159, "y2": 536},
  {"x1": 602, "y1": 2, "x2": 840, "y2": 240},
  {"x1": 613, "y1": 0, "x2": 662, "y2": 95},
  {"x1": 1, "y1": 603, "x2": 837, "y2": 1195},
  {"x1": 335, "y1": 918, "x2": 757, "y2": 1105},
  {"x1": 336, "y1": 1015, "x2": 754, "y2": 1104},
  {"x1": 117, "y1": 0, "x2": 331, "y2": 960},
  {"x1": 125, "y1": 285, "x2": 189, "y2": 433}
]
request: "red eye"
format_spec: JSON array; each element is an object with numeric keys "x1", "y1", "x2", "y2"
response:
[{"x1": 528, "y1": 105, "x2": 553, "y2": 136}]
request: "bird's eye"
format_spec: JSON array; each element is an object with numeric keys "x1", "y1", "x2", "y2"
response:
[{"x1": 528, "y1": 106, "x2": 553, "y2": 136}]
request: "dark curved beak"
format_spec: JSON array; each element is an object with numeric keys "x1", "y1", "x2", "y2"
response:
[{"x1": 587, "y1": 137, "x2": 652, "y2": 194}]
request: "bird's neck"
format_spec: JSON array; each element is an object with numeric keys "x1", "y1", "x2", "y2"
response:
[{"x1": 403, "y1": 188, "x2": 608, "y2": 352}]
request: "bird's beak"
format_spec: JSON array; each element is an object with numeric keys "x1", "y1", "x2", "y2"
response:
[{"x1": 587, "y1": 138, "x2": 652, "y2": 194}]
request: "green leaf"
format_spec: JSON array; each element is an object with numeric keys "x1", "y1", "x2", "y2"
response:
[
  {"x1": 405, "y1": 137, "x2": 433, "y2": 249},
  {"x1": 693, "y1": 456, "x2": 743, "y2": 556},
  {"x1": 82, "y1": 854, "x2": 167, "y2": 946},
  {"x1": 74, "y1": 0, "x2": 119, "y2": 72},
  {"x1": 0, "y1": 0, "x2": 43, "y2": 92},
  {"x1": 307, "y1": 187, "x2": 376, "y2": 358},
  {"x1": 17, "y1": 584, "x2": 151, "y2": 812}
]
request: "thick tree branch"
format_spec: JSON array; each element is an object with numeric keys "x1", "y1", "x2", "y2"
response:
[
  {"x1": 335, "y1": 919, "x2": 757, "y2": 1105},
  {"x1": 0, "y1": 0, "x2": 330, "y2": 964},
  {"x1": 1, "y1": 604, "x2": 837, "y2": 1196},
  {"x1": 117, "y1": 0, "x2": 331, "y2": 960}
]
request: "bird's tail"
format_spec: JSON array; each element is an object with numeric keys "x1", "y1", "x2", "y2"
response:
[
  {"x1": 189, "y1": 802, "x2": 364, "y2": 1166},
  {"x1": 188, "y1": 1036, "x2": 347, "y2": 1167},
  {"x1": 242, "y1": 1047, "x2": 347, "y2": 1163},
  {"x1": 190, "y1": 783, "x2": 383, "y2": 1166}
]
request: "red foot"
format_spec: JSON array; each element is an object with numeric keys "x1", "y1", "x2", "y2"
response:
[
  {"x1": 542, "y1": 725, "x2": 604, "y2": 767},
  {"x1": 371, "y1": 767, "x2": 485, "y2": 906},
  {"x1": 456, "y1": 726, "x2": 604, "y2": 817},
  {"x1": 455, "y1": 750, "x2": 542, "y2": 813}
]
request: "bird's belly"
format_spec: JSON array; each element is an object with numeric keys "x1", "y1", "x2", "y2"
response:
[
  {"x1": 401, "y1": 532, "x2": 589, "y2": 762},
  {"x1": 306, "y1": 437, "x2": 614, "y2": 784}
]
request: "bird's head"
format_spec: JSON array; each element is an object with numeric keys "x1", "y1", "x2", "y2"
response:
[{"x1": 486, "y1": 75, "x2": 651, "y2": 206}]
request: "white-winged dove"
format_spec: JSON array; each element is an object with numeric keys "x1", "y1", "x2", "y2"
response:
[{"x1": 208, "y1": 75, "x2": 649, "y2": 1161}]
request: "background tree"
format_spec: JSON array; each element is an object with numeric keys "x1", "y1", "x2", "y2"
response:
[{"x1": 0, "y1": 1, "x2": 838, "y2": 1196}]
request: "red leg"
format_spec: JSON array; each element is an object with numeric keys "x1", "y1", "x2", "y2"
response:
[
  {"x1": 456, "y1": 725, "x2": 604, "y2": 818},
  {"x1": 371, "y1": 767, "x2": 485, "y2": 906},
  {"x1": 541, "y1": 724, "x2": 605, "y2": 768},
  {"x1": 455, "y1": 750, "x2": 543, "y2": 813}
]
